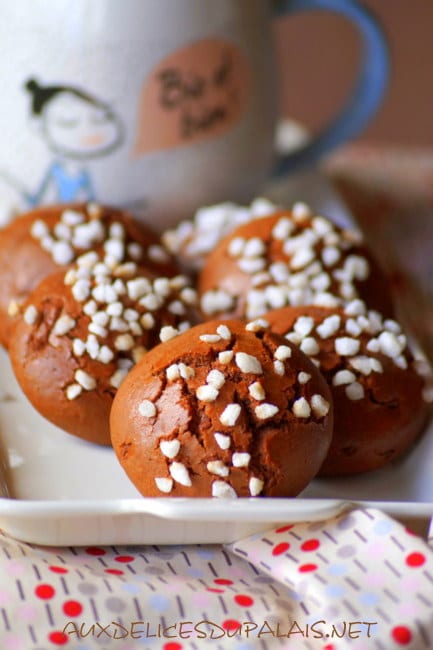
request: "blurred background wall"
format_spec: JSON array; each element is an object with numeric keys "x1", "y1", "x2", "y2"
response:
[{"x1": 273, "y1": 0, "x2": 432, "y2": 146}]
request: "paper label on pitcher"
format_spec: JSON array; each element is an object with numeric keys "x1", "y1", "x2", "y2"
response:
[{"x1": 133, "y1": 39, "x2": 251, "y2": 156}]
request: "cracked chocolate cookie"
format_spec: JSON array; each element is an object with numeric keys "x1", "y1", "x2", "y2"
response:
[
  {"x1": 265, "y1": 301, "x2": 430, "y2": 476},
  {"x1": 110, "y1": 319, "x2": 333, "y2": 498},
  {"x1": 0, "y1": 203, "x2": 176, "y2": 347},
  {"x1": 198, "y1": 203, "x2": 394, "y2": 322},
  {"x1": 9, "y1": 250, "x2": 197, "y2": 445}
]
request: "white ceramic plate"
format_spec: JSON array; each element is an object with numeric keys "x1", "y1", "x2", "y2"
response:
[
  {"x1": 1, "y1": 318, "x2": 432, "y2": 546},
  {"x1": 1, "y1": 172, "x2": 432, "y2": 546}
]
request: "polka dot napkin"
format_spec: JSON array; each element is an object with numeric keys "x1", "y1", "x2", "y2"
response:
[{"x1": 0, "y1": 507, "x2": 432, "y2": 649}]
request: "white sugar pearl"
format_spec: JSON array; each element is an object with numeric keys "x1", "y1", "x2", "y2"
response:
[
  {"x1": 114, "y1": 334, "x2": 135, "y2": 351},
  {"x1": 235, "y1": 352, "x2": 263, "y2": 374},
  {"x1": 300, "y1": 337, "x2": 320, "y2": 356},
  {"x1": 311, "y1": 394, "x2": 330, "y2": 418},
  {"x1": 52, "y1": 315, "x2": 76, "y2": 336},
  {"x1": 275, "y1": 345, "x2": 292, "y2": 361},
  {"x1": 160, "y1": 326, "x2": 179, "y2": 342},
  {"x1": 378, "y1": 331, "x2": 404, "y2": 358},
  {"x1": 23, "y1": 305, "x2": 38, "y2": 325},
  {"x1": 207, "y1": 461, "x2": 229, "y2": 477},
  {"x1": 166, "y1": 364, "x2": 180, "y2": 381},
  {"x1": 214, "y1": 433, "x2": 231, "y2": 450},
  {"x1": 255, "y1": 403, "x2": 279, "y2": 420},
  {"x1": 138, "y1": 400, "x2": 156, "y2": 417},
  {"x1": 160, "y1": 439, "x2": 180, "y2": 459},
  {"x1": 248, "y1": 382, "x2": 266, "y2": 401},
  {"x1": 199, "y1": 334, "x2": 221, "y2": 343},
  {"x1": 272, "y1": 217, "x2": 294, "y2": 240},
  {"x1": 322, "y1": 246, "x2": 341, "y2": 267},
  {"x1": 72, "y1": 338, "x2": 86, "y2": 357},
  {"x1": 232, "y1": 453, "x2": 251, "y2": 468},
  {"x1": 206, "y1": 369, "x2": 225, "y2": 389},
  {"x1": 30, "y1": 219, "x2": 49, "y2": 239},
  {"x1": 74, "y1": 369, "x2": 96, "y2": 391},
  {"x1": 212, "y1": 481, "x2": 237, "y2": 498},
  {"x1": 169, "y1": 462, "x2": 191, "y2": 487},
  {"x1": 52, "y1": 241, "x2": 75, "y2": 265},
  {"x1": 317, "y1": 315, "x2": 341, "y2": 339},
  {"x1": 216, "y1": 324, "x2": 231, "y2": 340},
  {"x1": 196, "y1": 385, "x2": 219, "y2": 402},
  {"x1": 274, "y1": 360, "x2": 285, "y2": 376},
  {"x1": 249, "y1": 477, "x2": 264, "y2": 497},
  {"x1": 65, "y1": 383, "x2": 82, "y2": 400},
  {"x1": 154, "y1": 478, "x2": 173, "y2": 493},
  {"x1": 345, "y1": 382, "x2": 365, "y2": 400},
  {"x1": 220, "y1": 403, "x2": 241, "y2": 426},
  {"x1": 298, "y1": 372, "x2": 311, "y2": 384},
  {"x1": 335, "y1": 337, "x2": 360, "y2": 356},
  {"x1": 294, "y1": 316, "x2": 315, "y2": 337},
  {"x1": 292, "y1": 397, "x2": 311, "y2": 418},
  {"x1": 333, "y1": 370, "x2": 357, "y2": 386},
  {"x1": 178, "y1": 363, "x2": 195, "y2": 379},
  {"x1": 218, "y1": 350, "x2": 234, "y2": 364},
  {"x1": 72, "y1": 279, "x2": 91, "y2": 302},
  {"x1": 245, "y1": 318, "x2": 269, "y2": 332}
]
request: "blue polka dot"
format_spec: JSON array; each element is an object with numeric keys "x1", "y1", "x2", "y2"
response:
[
  {"x1": 196, "y1": 549, "x2": 216, "y2": 560},
  {"x1": 149, "y1": 593, "x2": 170, "y2": 611},
  {"x1": 122, "y1": 582, "x2": 141, "y2": 594},
  {"x1": 325, "y1": 584, "x2": 345, "y2": 597},
  {"x1": 286, "y1": 587, "x2": 303, "y2": 601},
  {"x1": 373, "y1": 519, "x2": 393, "y2": 535},
  {"x1": 187, "y1": 567, "x2": 205, "y2": 578},
  {"x1": 327, "y1": 563, "x2": 347, "y2": 576},
  {"x1": 359, "y1": 592, "x2": 380, "y2": 606},
  {"x1": 237, "y1": 644, "x2": 256, "y2": 650}
]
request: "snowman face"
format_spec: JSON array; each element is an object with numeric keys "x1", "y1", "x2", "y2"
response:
[{"x1": 41, "y1": 91, "x2": 122, "y2": 159}]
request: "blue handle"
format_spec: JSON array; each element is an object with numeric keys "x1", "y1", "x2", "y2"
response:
[{"x1": 273, "y1": 0, "x2": 389, "y2": 174}]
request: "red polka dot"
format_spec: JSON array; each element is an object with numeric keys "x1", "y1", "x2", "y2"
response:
[
  {"x1": 324, "y1": 645, "x2": 335, "y2": 650},
  {"x1": 298, "y1": 563, "x2": 318, "y2": 573},
  {"x1": 163, "y1": 644, "x2": 182, "y2": 650},
  {"x1": 49, "y1": 566, "x2": 68, "y2": 574},
  {"x1": 406, "y1": 552, "x2": 426, "y2": 567},
  {"x1": 115, "y1": 555, "x2": 135, "y2": 563},
  {"x1": 301, "y1": 539, "x2": 320, "y2": 552},
  {"x1": 275, "y1": 525, "x2": 294, "y2": 533},
  {"x1": 207, "y1": 587, "x2": 225, "y2": 593},
  {"x1": 272, "y1": 542, "x2": 290, "y2": 556},
  {"x1": 214, "y1": 578, "x2": 233, "y2": 585},
  {"x1": 85, "y1": 547, "x2": 106, "y2": 556},
  {"x1": 234, "y1": 594, "x2": 254, "y2": 607},
  {"x1": 35, "y1": 584, "x2": 55, "y2": 599},
  {"x1": 62, "y1": 600, "x2": 83, "y2": 617},
  {"x1": 223, "y1": 619, "x2": 241, "y2": 631},
  {"x1": 391, "y1": 626, "x2": 412, "y2": 645},
  {"x1": 48, "y1": 631, "x2": 68, "y2": 645},
  {"x1": 104, "y1": 568, "x2": 124, "y2": 575},
  {"x1": 405, "y1": 527, "x2": 417, "y2": 536}
]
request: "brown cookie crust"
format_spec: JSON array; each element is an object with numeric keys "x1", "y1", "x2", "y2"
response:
[
  {"x1": 110, "y1": 319, "x2": 333, "y2": 498},
  {"x1": 265, "y1": 302, "x2": 429, "y2": 475},
  {"x1": 0, "y1": 203, "x2": 177, "y2": 347},
  {"x1": 9, "y1": 257, "x2": 197, "y2": 446},
  {"x1": 198, "y1": 206, "x2": 393, "y2": 322}
]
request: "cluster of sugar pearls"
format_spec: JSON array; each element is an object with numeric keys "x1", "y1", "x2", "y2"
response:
[
  {"x1": 201, "y1": 202, "x2": 369, "y2": 319},
  {"x1": 140, "y1": 320, "x2": 330, "y2": 498},
  {"x1": 161, "y1": 197, "x2": 277, "y2": 271},
  {"x1": 23, "y1": 240, "x2": 197, "y2": 402},
  {"x1": 283, "y1": 299, "x2": 430, "y2": 402},
  {"x1": 29, "y1": 203, "x2": 170, "y2": 269}
]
